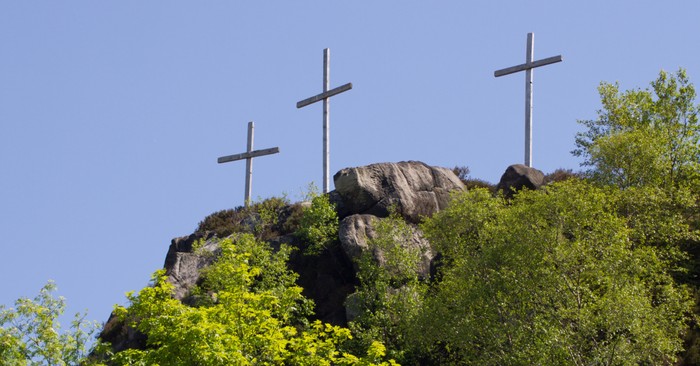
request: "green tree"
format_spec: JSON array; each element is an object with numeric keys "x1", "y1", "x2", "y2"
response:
[
  {"x1": 573, "y1": 68, "x2": 700, "y2": 190},
  {"x1": 0, "y1": 281, "x2": 100, "y2": 365},
  {"x1": 105, "y1": 234, "x2": 395, "y2": 365},
  {"x1": 413, "y1": 182, "x2": 692, "y2": 365}
]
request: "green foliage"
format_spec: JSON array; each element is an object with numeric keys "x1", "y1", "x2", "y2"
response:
[
  {"x1": 413, "y1": 181, "x2": 692, "y2": 365},
  {"x1": 191, "y1": 234, "x2": 314, "y2": 324},
  {"x1": 574, "y1": 68, "x2": 700, "y2": 190},
  {"x1": 0, "y1": 281, "x2": 100, "y2": 365},
  {"x1": 348, "y1": 211, "x2": 427, "y2": 363},
  {"x1": 295, "y1": 191, "x2": 339, "y2": 255},
  {"x1": 420, "y1": 188, "x2": 503, "y2": 264},
  {"x1": 617, "y1": 185, "x2": 698, "y2": 248},
  {"x1": 572, "y1": 70, "x2": 700, "y2": 363},
  {"x1": 251, "y1": 196, "x2": 292, "y2": 240},
  {"x1": 106, "y1": 234, "x2": 395, "y2": 365}
]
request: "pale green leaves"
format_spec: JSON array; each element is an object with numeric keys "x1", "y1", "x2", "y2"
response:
[
  {"x1": 107, "y1": 235, "x2": 395, "y2": 365},
  {"x1": 0, "y1": 281, "x2": 100, "y2": 365}
]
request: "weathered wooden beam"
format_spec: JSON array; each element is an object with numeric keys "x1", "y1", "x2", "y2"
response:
[
  {"x1": 494, "y1": 55, "x2": 563, "y2": 77},
  {"x1": 296, "y1": 82, "x2": 353, "y2": 108},
  {"x1": 217, "y1": 147, "x2": 280, "y2": 164}
]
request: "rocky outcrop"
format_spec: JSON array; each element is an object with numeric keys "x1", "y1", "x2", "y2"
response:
[
  {"x1": 496, "y1": 164, "x2": 545, "y2": 198},
  {"x1": 333, "y1": 161, "x2": 465, "y2": 223},
  {"x1": 332, "y1": 161, "x2": 464, "y2": 284},
  {"x1": 99, "y1": 161, "x2": 466, "y2": 354}
]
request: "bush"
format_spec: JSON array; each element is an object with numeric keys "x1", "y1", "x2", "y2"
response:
[
  {"x1": 196, "y1": 197, "x2": 297, "y2": 241},
  {"x1": 544, "y1": 168, "x2": 582, "y2": 184},
  {"x1": 195, "y1": 208, "x2": 242, "y2": 238},
  {"x1": 295, "y1": 193, "x2": 339, "y2": 256}
]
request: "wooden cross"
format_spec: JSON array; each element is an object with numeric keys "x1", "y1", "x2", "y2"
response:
[
  {"x1": 217, "y1": 121, "x2": 280, "y2": 207},
  {"x1": 495, "y1": 32, "x2": 562, "y2": 167},
  {"x1": 297, "y1": 48, "x2": 353, "y2": 193}
]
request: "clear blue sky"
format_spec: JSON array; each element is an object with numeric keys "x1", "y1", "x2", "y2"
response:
[{"x1": 2, "y1": 1, "x2": 699, "y2": 331}]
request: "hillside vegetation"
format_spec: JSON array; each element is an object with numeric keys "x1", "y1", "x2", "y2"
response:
[{"x1": 2, "y1": 69, "x2": 700, "y2": 365}]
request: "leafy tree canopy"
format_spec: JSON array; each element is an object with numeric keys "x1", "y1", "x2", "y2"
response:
[
  {"x1": 574, "y1": 68, "x2": 700, "y2": 190},
  {"x1": 411, "y1": 182, "x2": 692, "y2": 365},
  {"x1": 0, "y1": 282, "x2": 99, "y2": 365}
]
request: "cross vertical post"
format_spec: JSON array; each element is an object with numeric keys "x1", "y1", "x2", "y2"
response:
[
  {"x1": 217, "y1": 121, "x2": 280, "y2": 207},
  {"x1": 524, "y1": 33, "x2": 534, "y2": 167},
  {"x1": 244, "y1": 121, "x2": 254, "y2": 205},
  {"x1": 323, "y1": 48, "x2": 330, "y2": 194},
  {"x1": 297, "y1": 48, "x2": 353, "y2": 193},
  {"x1": 495, "y1": 32, "x2": 562, "y2": 167}
]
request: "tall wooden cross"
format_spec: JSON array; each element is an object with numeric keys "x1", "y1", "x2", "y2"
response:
[
  {"x1": 217, "y1": 121, "x2": 280, "y2": 207},
  {"x1": 495, "y1": 32, "x2": 562, "y2": 167},
  {"x1": 297, "y1": 48, "x2": 353, "y2": 193}
]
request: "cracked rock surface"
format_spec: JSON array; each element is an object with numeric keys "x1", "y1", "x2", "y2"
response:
[{"x1": 332, "y1": 161, "x2": 465, "y2": 223}]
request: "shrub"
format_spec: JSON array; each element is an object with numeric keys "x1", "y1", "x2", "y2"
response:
[
  {"x1": 544, "y1": 168, "x2": 582, "y2": 184},
  {"x1": 195, "y1": 208, "x2": 242, "y2": 238},
  {"x1": 295, "y1": 193, "x2": 339, "y2": 256},
  {"x1": 196, "y1": 196, "x2": 295, "y2": 241}
]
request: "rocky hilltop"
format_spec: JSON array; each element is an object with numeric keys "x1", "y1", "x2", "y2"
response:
[{"x1": 99, "y1": 161, "x2": 545, "y2": 352}]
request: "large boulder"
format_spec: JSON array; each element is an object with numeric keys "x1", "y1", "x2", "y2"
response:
[
  {"x1": 496, "y1": 164, "x2": 544, "y2": 198},
  {"x1": 333, "y1": 161, "x2": 465, "y2": 223}
]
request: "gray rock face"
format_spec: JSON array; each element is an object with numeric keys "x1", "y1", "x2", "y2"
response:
[
  {"x1": 164, "y1": 232, "x2": 219, "y2": 301},
  {"x1": 333, "y1": 161, "x2": 465, "y2": 223},
  {"x1": 338, "y1": 214, "x2": 434, "y2": 279},
  {"x1": 496, "y1": 164, "x2": 545, "y2": 198},
  {"x1": 334, "y1": 161, "x2": 463, "y2": 282},
  {"x1": 338, "y1": 214, "x2": 377, "y2": 261}
]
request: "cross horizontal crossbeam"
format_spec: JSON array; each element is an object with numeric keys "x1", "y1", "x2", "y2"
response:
[
  {"x1": 296, "y1": 83, "x2": 353, "y2": 108},
  {"x1": 217, "y1": 121, "x2": 279, "y2": 207},
  {"x1": 217, "y1": 147, "x2": 280, "y2": 164},
  {"x1": 494, "y1": 55, "x2": 563, "y2": 77}
]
